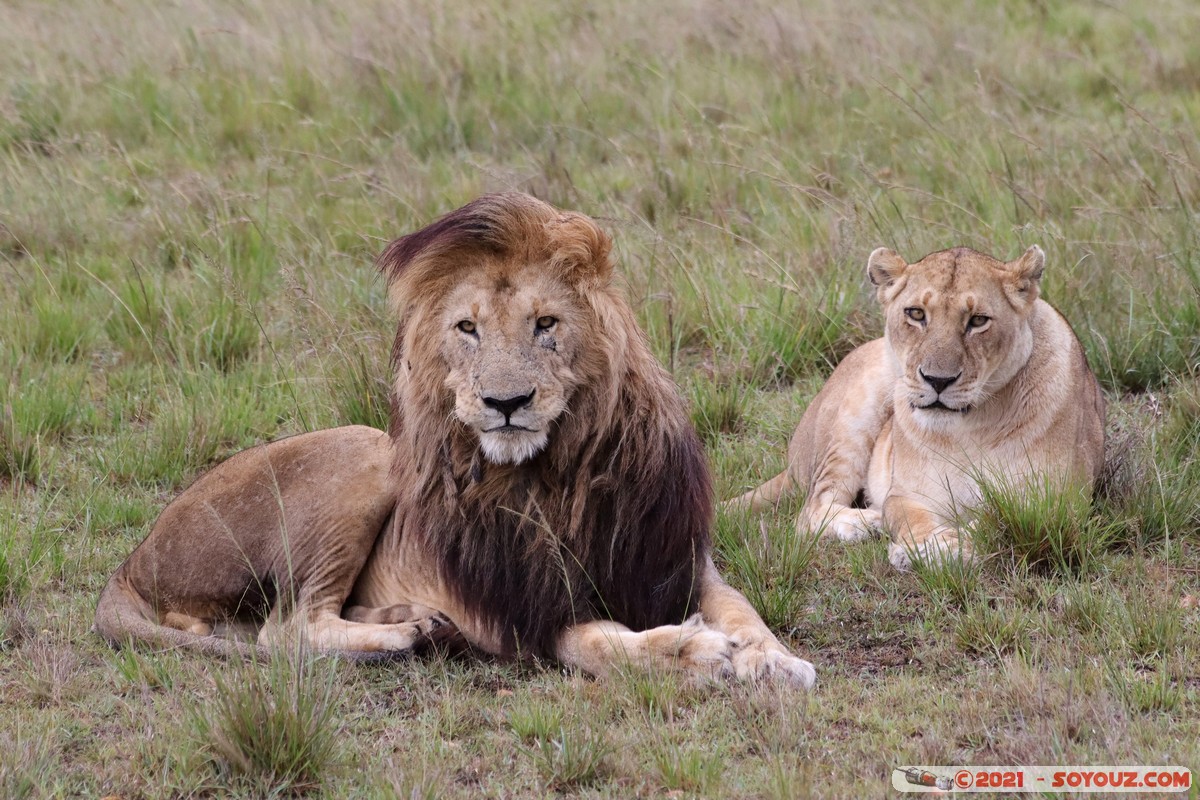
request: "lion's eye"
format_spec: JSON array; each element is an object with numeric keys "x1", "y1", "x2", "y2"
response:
[
  {"x1": 535, "y1": 316, "x2": 557, "y2": 331},
  {"x1": 456, "y1": 320, "x2": 477, "y2": 335},
  {"x1": 967, "y1": 314, "x2": 990, "y2": 330},
  {"x1": 904, "y1": 308, "x2": 926, "y2": 322}
]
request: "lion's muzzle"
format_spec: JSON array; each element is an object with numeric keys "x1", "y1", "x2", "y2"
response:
[
  {"x1": 472, "y1": 386, "x2": 552, "y2": 465},
  {"x1": 481, "y1": 390, "x2": 536, "y2": 425}
]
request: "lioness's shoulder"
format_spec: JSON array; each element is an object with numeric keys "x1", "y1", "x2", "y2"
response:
[{"x1": 820, "y1": 338, "x2": 894, "y2": 389}]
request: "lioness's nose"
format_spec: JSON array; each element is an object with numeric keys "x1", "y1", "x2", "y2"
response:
[
  {"x1": 482, "y1": 390, "x2": 535, "y2": 419},
  {"x1": 920, "y1": 370, "x2": 960, "y2": 394}
]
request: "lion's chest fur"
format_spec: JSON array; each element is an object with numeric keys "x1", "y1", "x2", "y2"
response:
[{"x1": 374, "y1": 421, "x2": 713, "y2": 660}]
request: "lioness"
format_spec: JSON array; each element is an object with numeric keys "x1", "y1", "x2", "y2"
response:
[
  {"x1": 96, "y1": 193, "x2": 815, "y2": 688},
  {"x1": 731, "y1": 245, "x2": 1105, "y2": 570}
]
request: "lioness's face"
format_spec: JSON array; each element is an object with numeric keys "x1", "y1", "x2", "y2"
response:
[
  {"x1": 440, "y1": 268, "x2": 586, "y2": 464},
  {"x1": 875, "y1": 248, "x2": 1039, "y2": 428}
]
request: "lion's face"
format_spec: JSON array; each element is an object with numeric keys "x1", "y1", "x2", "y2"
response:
[
  {"x1": 381, "y1": 193, "x2": 618, "y2": 466},
  {"x1": 439, "y1": 268, "x2": 587, "y2": 464},
  {"x1": 868, "y1": 245, "x2": 1045, "y2": 430}
]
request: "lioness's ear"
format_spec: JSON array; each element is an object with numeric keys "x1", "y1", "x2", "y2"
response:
[
  {"x1": 546, "y1": 212, "x2": 613, "y2": 285},
  {"x1": 1006, "y1": 244, "x2": 1045, "y2": 302},
  {"x1": 866, "y1": 247, "x2": 908, "y2": 289}
]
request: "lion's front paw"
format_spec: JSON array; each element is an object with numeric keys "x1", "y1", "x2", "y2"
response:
[
  {"x1": 888, "y1": 529, "x2": 973, "y2": 571},
  {"x1": 731, "y1": 641, "x2": 816, "y2": 690},
  {"x1": 673, "y1": 615, "x2": 735, "y2": 681}
]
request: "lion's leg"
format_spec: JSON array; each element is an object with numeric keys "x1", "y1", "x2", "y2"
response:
[
  {"x1": 260, "y1": 570, "x2": 455, "y2": 655},
  {"x1": 554, "y1": 617, "x2": 733, "y2": 681},
  {"x1": 697, "y1": 559, "x2": 816, "y2": 689},
  {"x1": 883, "y1": 494, "x2": 972, "y2": 571},
  {"x1": 343, "y1": 603, "x2": 441, "y2": 625},
  {"x1": 258, "y1": 606, "x2": 452, "y2": 654},
  {"x1": 162, "y1": 611, "x2": 214, "y2": 636}
]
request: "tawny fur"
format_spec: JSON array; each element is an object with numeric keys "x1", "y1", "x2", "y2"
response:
[
  {"x1": 95, "y1": 193, "x2": 815, "y2": 688},
  {"x1": 729, "y1": 245, "x2": 1106, "y2": 570},
  {"x1": 93, "y1": 426, "x2": 455, "y2": 658}
]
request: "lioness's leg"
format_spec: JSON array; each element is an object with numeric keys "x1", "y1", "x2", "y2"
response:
[
  {"x1": 697, "y1": 559, "x2": 816, "y2": 689},
  {"x1": 883, "y1": 494, "x2": 971, "y2": 571},
  {"x1": 797, "y1": 417, "x2": 886, "y2": 543},
  {"x1": 725, "y1": 469, "x2": 793, "y2": 512},
  {"x1": 801, "y1": 492, "x2": 882, "y2": 543},
  {"x1": 731, "y1": 461, "x2": 880, "y2": 543},
  {"x1": 555, "y1": 617, "x2": 733, "y2": 680}
]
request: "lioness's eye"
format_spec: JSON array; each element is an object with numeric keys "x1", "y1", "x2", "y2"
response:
[
  {"x1": 904, "y1": 307, "x2": 926, "y2": 322},
  {"x1": 456, "y1": 320, "x2": 477, "y2": 334},
  {"x1": 967, "y1": 314, "x2": 990, "y2": 329},
  {"x1": 535, "y1": 316, "x2": 557, "y2": 331}
]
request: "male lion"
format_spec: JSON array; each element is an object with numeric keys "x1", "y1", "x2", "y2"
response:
[
  {"x1": 730, "y1": 245, "x2": 1105, "y2": 570},
  {"x1": 96, "y1": 193, "x2": 815, "y2": 688}
]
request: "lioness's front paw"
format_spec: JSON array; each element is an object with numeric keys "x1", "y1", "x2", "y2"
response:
[
  {"x1": 822, "y1": 508, "x2": 883, "y2": 542},
  {"x1": 888, "y1": 529, "x2": 973, "y2": 571},
  {"x1": 732, "y1": 641, "x2": 816, "y2": 690}
]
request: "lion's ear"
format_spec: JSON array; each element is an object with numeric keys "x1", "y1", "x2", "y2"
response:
[
  {"x1": 1005, "y1": 244, "x2": 1045, "y2": 303},
  {"x1": 866, "y1": 247, "x2": 908, "y2": 291},
  {"x1": 546, "y1": 212, "x2": 613, "y2": 285}
]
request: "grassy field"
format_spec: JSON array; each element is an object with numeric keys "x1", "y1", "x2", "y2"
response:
[{"x1": 2, "y1": 0, "x2": 1199, "y2": 796}]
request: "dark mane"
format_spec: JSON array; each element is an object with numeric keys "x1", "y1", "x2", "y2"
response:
[
  {"x1": 375, "y1": 195, "x2": 513, "y2": 284},
  {"x1": 397, "y1": 377, "x2": 713, "y2": 658}
]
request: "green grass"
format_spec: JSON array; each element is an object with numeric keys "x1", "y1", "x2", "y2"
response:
[
  {"x1": 716, "y1": 504, "x2": 820, "y2": 631},
  {"x1": 521, "y1": 721, "x2": 612, "y2": 791},
  {"x1": 972, "y1": 475, "x2": 1125, "y2": 576},
  {"x1": 2, "y1": 0, "x2": 1199, "y2": 796},
  {"x1": 0, "y1": 733, "x2": 53, "y2": 800},
  {"x1": 651, "y1": 739, "x2": 723, "y2": 795},
  {"x1": 190, "y1": 650, "x2": 342, "y2": 796}
]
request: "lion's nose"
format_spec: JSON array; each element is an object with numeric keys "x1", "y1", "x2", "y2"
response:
[
  {"x1": 919, "y1": 370, "x2": 960, "y2": 394},
  {"x1": 482, "y1": 390, "x2": 535, "y2": 419}
]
